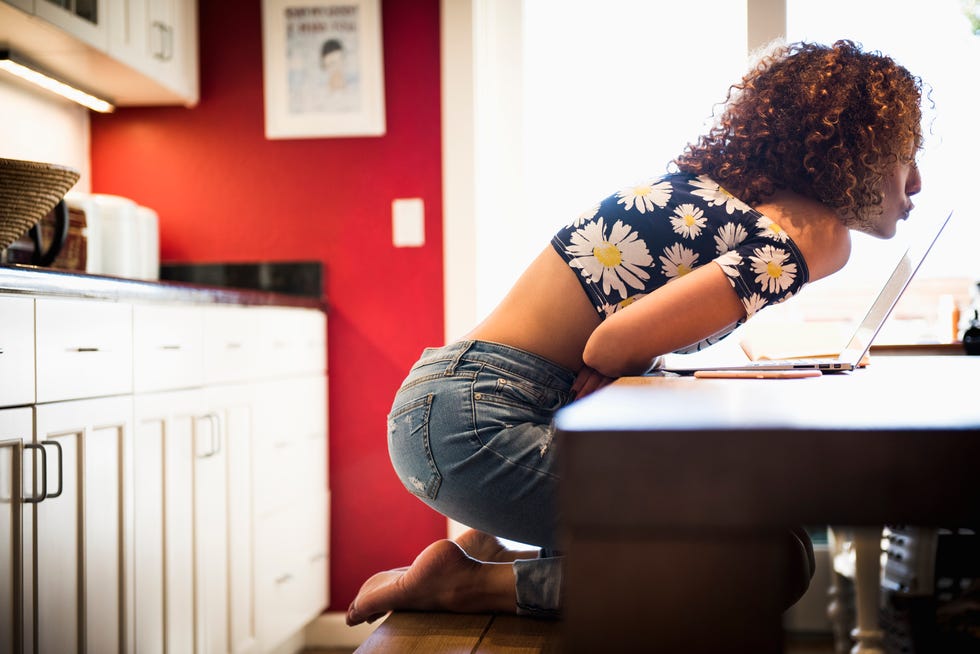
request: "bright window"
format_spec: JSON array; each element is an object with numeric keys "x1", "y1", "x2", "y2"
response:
[
  {"x1": 781, "y1": 0, "x2": 980, "y2": 341},
  {"x1": 479, "y1": 0, "x2": 979, "y2": 344},
  {"x1": 479, "y1": 0, "x2": 748, "y2": 319}
]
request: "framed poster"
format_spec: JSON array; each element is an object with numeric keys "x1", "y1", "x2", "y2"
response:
[{"x1": 261, "y1": 0, "x2": 386, "y2": 139}]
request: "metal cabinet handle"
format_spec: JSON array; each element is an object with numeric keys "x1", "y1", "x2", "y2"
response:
[
  {"x1": 275, "y1": 574, "x2": 293, "y2": 585},
  {"x1": 160, "y1": 344, "x2": 183, "y2": 351},
  {"x1": 165, "y1": 25, "x2": 174, "y2": 61},
  {"x1": 208, "y1": 413, "x2": 222, "y2": 456},
  {"x1": 194, "y1": 413, "x2": 222, "y2": 458},
  {"x1": 152, "y1": 20, "x2": 167, "y2": 59},
  {"x1": 41, "y1": 440, "x2": 63, "y2": 499},
  {"x1": 22, "y1": 443, "x2": 46, "y2": 504},
  {"x1": 74, "y1": 347, "x2": 102, "y2": 353}
]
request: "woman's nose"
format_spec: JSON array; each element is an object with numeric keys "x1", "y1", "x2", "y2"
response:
[{"x1": 907, "y1": 164, "x2": 922, "y2": 196}]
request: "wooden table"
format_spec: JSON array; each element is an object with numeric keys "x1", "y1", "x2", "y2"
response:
[{"x1": 553, "y1": 356, "x2": 980, "y2": 653}]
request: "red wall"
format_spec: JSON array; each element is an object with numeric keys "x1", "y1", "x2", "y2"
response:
[{"x1": 90, "y1": 0, "x2": 447, "y2": 611}]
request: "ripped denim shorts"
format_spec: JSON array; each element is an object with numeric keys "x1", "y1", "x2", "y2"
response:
[{"x1": 386, "y1": 339, "x2": 576, "y2": 550}]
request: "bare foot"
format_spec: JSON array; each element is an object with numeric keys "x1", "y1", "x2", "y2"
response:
[
  {"x1": 454, "y1": 529, "x2": 539, "y2": 563},
  {"x1": 346, "y1": 539, "x2": 517, "y2": 626}
]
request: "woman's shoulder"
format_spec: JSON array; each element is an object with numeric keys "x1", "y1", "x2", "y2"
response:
[{"x1": 753, "y1": 191, "x2": 851, "y2": 281}]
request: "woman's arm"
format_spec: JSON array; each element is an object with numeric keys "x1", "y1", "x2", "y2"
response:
[{"x1": 582, "y1": 261, "x2": 746, "y2": 377}]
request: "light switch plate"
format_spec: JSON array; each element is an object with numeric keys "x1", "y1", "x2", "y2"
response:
[{"x1": 392, "y1": 198, "x2": 425, "y2": 247}]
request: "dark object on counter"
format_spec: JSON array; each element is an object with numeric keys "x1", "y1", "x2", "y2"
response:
[
  {"x1": 2, "y1": 200, "x2": 75, "y2": 267},
  {"x1": 160, "y1": 261, "x2": 323, "y2": 299},
  {"x1": 0, "y1": 156, "x2": 79, "y2": 252},
  {"x1": 963, "y1": 310, "x2": 980, "y2": 355}
]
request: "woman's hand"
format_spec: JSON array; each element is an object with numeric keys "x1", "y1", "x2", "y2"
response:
[{"x1": 570, "y1": 365, "x2": 616, "y2": 400}]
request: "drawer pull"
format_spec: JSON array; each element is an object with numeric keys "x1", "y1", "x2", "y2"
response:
[
  {"x1": 275, "y1": 574, "x2": 293, "y2": 585},
  {"x1": 226, "y1": 342, "x2": 243, "y2": 350},
  {"x1": 160, "y1": 345, "x2": 183, "y2": 351},
  {"x1": 73, "y1": 347, "x2": 102, "y2": 353},
  {"x1": 273, "y1": 441, "x2": 290, "y2": 450},
  {"x1": 310, "y1": 553, "x2": 327, "y2": 563}
]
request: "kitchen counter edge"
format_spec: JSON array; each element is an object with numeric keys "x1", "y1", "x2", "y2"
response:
[{"x1": 0, "y1": 265, "x2": 327, "y2": 310}]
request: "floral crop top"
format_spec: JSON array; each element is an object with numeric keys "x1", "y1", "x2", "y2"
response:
[{"x1": 550, "y1": 172, "x2": 810, "y2": 353}]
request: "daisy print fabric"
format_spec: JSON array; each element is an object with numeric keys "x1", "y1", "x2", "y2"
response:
[{"x1": 551, "y1": 173, "x2": 810, "y2": 349}]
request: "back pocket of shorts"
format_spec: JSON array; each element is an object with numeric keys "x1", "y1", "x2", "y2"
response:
[{"x1": 387, "y1": 394, "x2": 442, "y2": 500}]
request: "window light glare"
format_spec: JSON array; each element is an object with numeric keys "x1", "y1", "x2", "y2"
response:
[{"x1": 0, "y1": 53, "x2": 114, "y2": 113}]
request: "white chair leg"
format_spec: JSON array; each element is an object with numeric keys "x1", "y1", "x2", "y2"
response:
[{"x1": 849, "y1": 527, "x2": 886, "y2": 654}]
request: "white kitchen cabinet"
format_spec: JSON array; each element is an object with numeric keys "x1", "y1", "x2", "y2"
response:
[
  {"x1": 0, "y1": 0, "x2": 199, "y2": 106},
  {"x1": 0, "y1": 296, "x2": 35, "y2": 408},
  {"x1": 0, "y1": 407, "x2": 35, "y2": 654},
  {"x1": 108, "y1": 0, "x2": 199, "y2": 104},
  {"x1": 34, "y1": 394, "x2": 134, "y2": 654},
  {"x1": 0, "y1": 286, "x2": 328, "y2": 654},
  {"x1": 34, "y1": 0, "x2": 109, "y2": 50},
  {"x1": 132, "y1": 389, "x2": 201, "y2": 654}
]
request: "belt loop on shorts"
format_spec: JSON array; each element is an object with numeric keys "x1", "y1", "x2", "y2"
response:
[{"x1": 444, "y1": 340, "x2": 474, "y2": 376}]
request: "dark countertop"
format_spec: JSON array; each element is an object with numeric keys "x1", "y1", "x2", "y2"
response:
[{"x1": 0, "y1": 264, "x2": 326, "y2": 310}]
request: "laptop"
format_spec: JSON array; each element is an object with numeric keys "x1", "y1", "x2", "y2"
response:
[{"x1": 663, "y1": 211, "x2": 953, "y2": 375}]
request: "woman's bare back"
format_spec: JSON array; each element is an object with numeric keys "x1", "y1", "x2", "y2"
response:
[{"x1": 464, "y1": 247, "x2": 602, "y2": 373}]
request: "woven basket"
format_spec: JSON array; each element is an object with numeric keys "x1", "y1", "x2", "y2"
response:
[{"x1": 0, "y1": 157, "x2": 81, "y2": 251}]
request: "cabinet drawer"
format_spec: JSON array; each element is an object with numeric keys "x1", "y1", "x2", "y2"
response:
[
  {"x1": 253, "y1": 376, "x2": 327, "y2": 519},
  {"x1": 134, "y1": 304, "x2": 204, "y2": 392},
  {"x1": 255, "y1": 493, "x2": 328, "y2": 649},
  {"x1": 36, "y1": 298, "x2": 133, "y2": 403},
  {"x1": 254, "y1": 307, "x2": 327, "y2": 377},
  {"x1": 0, "y1": 296, "x2": 35, "y2": 407},
  {"x1": 203, "y1": 305, "x2": 258, "y2": 384}
]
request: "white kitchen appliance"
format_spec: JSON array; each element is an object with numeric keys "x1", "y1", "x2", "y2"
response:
[{"x1": 65, "y1": 192, "x2": 159, "y2": 280}]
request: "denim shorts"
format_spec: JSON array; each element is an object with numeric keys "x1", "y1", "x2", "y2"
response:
[{"x1": 387, "y1": 340, "x2": 576, "y2": 552}]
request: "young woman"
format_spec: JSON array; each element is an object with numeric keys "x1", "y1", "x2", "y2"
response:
[{"x1": 346, "y1": 39, "x2": 924, "y2": 626}]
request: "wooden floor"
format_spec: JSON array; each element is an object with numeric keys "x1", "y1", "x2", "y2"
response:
[
  {"x1": 306, "y1": 612, "x2": 836, "y2": 654},
  {"x1": 352, "y1": 612, "x2": 562, "y2": 653}
]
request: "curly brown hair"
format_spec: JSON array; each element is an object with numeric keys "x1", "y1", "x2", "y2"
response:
[{"x1": 674, "y1": 40, "x2": 923, "y2": 226}]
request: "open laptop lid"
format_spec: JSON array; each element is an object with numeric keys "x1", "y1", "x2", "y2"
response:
[
  {"x1": 663, "y1": 210, "x2": 953, "y2": 374},
  {"x1": 836, "y1": 210, "x2": 953, "y2": 367}
]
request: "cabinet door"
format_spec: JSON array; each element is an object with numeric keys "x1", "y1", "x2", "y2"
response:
[
  {"x1": 253, "y1": 374, "x2": 329, "y2": 649},
  {"x1": 153, "y1": 0, "x2": 198, "y2": 102},
  {"x1": 194, "y1": 384, "x2": 257, "y2": 654},
  {"x1": 107, "y1": 0, "x2": 199, "y2": 103},
  {"x1": 2, "y1": 1, "x2": 35, "y2": 14},
  {"x1": 34, "y1": 0, "x2": 109, "y2": 49},
  {"x1": 0, "y1": 408, "x2": 35, "y2": 654},
  {"x1": 0, "y1": 296, "x2": 35, "y2": 408},
  {"x1": 34, "y1": 395, "x2": 134, "y2": 654},
  {"x1": 133, "y1": 390, "x2": 202, "y2": 654}
]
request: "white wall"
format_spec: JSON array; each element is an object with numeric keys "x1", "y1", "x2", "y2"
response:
[{"x1": 0, "y1": 76, "x2": 91, "y2": 192}]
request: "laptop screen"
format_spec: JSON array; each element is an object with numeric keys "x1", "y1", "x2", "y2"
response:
[{"x1": 838, "y1": 211, "x2": 953, "y2": 366}]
